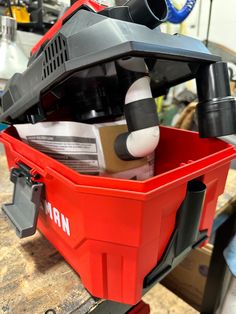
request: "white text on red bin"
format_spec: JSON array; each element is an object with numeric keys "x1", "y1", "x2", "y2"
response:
[{"x1": 43, "y1": 201, "x2": 71, "y2": 236}]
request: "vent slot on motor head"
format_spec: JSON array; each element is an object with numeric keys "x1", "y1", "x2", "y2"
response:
[{"x1": 42, "y1": 35, "x2": 68, "y2": 80}]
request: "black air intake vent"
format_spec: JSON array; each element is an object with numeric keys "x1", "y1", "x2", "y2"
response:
[{"x1": 42, "y1": 35, "x2": 68, "y2": 79}]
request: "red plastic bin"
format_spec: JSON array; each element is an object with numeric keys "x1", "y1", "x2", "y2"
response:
[{"x1": 1, "y1": 125, "x2": 235, "y2": 305}]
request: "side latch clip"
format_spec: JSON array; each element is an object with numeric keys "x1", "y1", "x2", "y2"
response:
[{"x1": 2, "y1": 162, "x2": 43, "y2": 238}]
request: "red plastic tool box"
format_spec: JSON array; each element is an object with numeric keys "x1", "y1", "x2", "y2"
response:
[{"x1": 1, "y1": 125, "x2": 235, "y2": 304}]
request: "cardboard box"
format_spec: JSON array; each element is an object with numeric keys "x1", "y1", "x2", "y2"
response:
[
  {"x1": 162, "y1": 244, "x2": 213, "y2": 311},
  {"x1": 98, "y1": 123, "x2": 155, "y2": 180}
]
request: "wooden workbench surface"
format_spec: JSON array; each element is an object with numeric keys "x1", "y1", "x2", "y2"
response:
[{"x1": 0, "y1": 152, "x2": 236, "y2": 314}]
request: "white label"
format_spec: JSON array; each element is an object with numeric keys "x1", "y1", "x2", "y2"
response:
[{"x1": 15, "y1": 122, "x2": 102, "y2": 174}]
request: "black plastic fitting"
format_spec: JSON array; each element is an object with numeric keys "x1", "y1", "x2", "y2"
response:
[
  {"x1": 196, "y1": 62, "x2": 236, "y2": 138},
  {"x1": 115, "y1": 132, "x2": 137, "y2": 161},
  {"x1": 124, "y1": 98, "x2": 159, "y2": 132},
  {"x1": 100, "y1": 0, "x2": 168, "y2": 29},
  {"x1": 175, "y1": 180, "x2": 206, "y2": 256},
  {"x1": 126, "y1": 0, "x2": 168, "y2": 29}
]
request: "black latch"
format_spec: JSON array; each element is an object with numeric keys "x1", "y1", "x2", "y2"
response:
[
  {"x1": 2, "y1": 162, "x2": 43, "y2": 238},
  {"x1": 10, "y1": 162, "x2": 40, "y2": 185}
]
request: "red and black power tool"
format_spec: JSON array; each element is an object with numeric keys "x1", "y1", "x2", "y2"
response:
[{"x1": 0, "y1": 0, "x2": 236, "y2": 306}]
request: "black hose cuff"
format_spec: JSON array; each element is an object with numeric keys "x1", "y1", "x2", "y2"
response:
[
  {"x1": 196, "y1": 62, "x2": 236, "y2": 137},
  {"x1": 114, "y1": 132, "x2": 140, "y2": 161},
  {"x1": 125, "y1": 98, "x2": 159, "y2": 132},
  {"x1": 197, "y1": 97, "x2": 236, "y2": 137}
]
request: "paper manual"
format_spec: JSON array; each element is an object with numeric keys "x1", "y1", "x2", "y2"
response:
[{"x1": 15, "y1": 121, "x2": 155, "y2": 180}]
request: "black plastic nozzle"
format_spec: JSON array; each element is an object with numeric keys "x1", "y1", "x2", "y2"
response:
[
  {"x1": 196, "y1": 62, "x2": 236, "y2": 138},
  {"x1": 175, "y1": 180, "x2": 206, "y2": 256},
  {"x1": 126, "y1": 0, "x2": 168, "y2": 29},
  {"x1": 100, "y1": 0, "x2": 168, "y2": 29}
]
